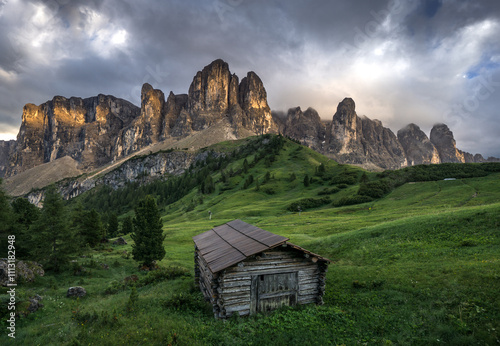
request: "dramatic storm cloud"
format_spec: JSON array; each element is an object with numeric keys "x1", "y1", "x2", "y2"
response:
[{"x1": 1, "y1": 0, "x2": 499, "y2": 157}]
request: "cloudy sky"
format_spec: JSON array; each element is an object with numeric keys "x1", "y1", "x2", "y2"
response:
[{"x1": 1, "y1": 0, "x2": 499, "y2": 157}]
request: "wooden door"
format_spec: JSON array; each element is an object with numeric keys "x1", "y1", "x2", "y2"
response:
[{"x1": 253, "y1": 272, "x2": 298, "y2": 313}]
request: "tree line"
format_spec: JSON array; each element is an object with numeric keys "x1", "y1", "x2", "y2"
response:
[{"x1": 0, "y1": 180, "x2": 165, "y2": 272}]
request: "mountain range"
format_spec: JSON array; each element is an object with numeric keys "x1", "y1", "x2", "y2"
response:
[{"x1": 0, "y1": 59, "x2": 497, "y2": 193}]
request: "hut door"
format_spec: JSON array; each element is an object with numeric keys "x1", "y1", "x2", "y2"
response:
[{"x1": 254, "y1": 272, "x2": 298, "y2": 313}]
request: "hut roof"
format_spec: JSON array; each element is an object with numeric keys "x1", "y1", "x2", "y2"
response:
[{"x1": 193, "y1": 219, "x2": 330, "y2": 273}]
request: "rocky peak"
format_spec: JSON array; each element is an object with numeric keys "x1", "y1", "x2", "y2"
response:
[
  {"x1": 238, "y1": 72, "x2": 269, "y2": 110},
  {"x1": 282, "y1": 107, "x2": 325, "y2": 151},
  {"x1": 430, "y1": 123, "x2": 465, "y2": 163},
  {"x1": 184, "y1": 59, "x2": 277, "y2": 134},
  {"x1": 188, "y1": 59, "x2": 231, "y2": 114},
  {"x1": 327, "y1": 97, "x2": 359, "y2": 154},
  {"x1": 397, "y1": 123, "x2": 440, "y2": 165},
  {"x1": 140, "y1": 83, "x2": 166, "y2": 140},
  {"x1": 324, "y1": 98, "x2": 406, "y2": 170}
]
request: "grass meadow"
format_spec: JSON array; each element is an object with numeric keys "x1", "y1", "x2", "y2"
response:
[{"x1": 1, "y1": 138, "x2": 499, "y2": 345}]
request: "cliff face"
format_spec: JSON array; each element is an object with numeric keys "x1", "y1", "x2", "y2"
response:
[
  {"x1": 322, "y1": 98, "x2": 407, "y2": 170},
  {"x1": 282, "y1": 107, "x2": 326, "y2": 151},
  {"x1": 4, "y1": 59, "x2": 497, "y2": 180},
  {"x1": 6, "y1": 95, "x2": 140, "y2": 176},
  {"x1": 25, "y1": 149, "x2": 220, "y2": 206},
  {"x1": 429, "y1": 123, "x2": 485, "y2": 164},
  {"x1": 398, "y1": 123, "x2": 441, "y2": 165},
  {"x1": 185, "y1": 59, "x2": 278, "y2": 134},
  {"x1": 5, "y1": 59, "x2": 278, "y2": 178},
  {"x1": 0, "y1": 140, "x2": 16, "y2": 177}
]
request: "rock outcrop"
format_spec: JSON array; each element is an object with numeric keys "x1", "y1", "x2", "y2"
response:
[
  {"x1": 282, "y1": 107, "x2": 326, "y2": 151},
  {"x1": 3, "y1": 59, "x2": 498, "y2": 180},
  {"x1": 0, "y1": 259, "x2": 44, "y2": 286},
  {"x1": 429, "y1": 123, "x2": 481, "y2": 163},
  {"x1": 4, "y1": 59, "x2": 278, "y2": 178},
  {"x1": 397, "y1": 123, "x2": 440, "y2": 165},
  {"x1": 323, "y1": 98, "x2": 407, "y2": 170},
  {"x1": 0, "y1": 140, "x2": 15, "y2": 177},
  {"x1": 184, "y1": 59, "x2": 278, "y2": 134},
  {"x1": 67, "y1": 286, "x2": 87, "y2": 298},
  {"x1": 6, "y1": 95, "x2": 140, "y2": 176}
]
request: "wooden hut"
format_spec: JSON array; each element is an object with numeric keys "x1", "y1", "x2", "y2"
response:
[{"x1": 193, "y1": 219, "x2": 330, "y2": 318}]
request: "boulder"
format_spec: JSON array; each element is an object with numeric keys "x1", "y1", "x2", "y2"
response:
[
  {"x1": 28, "y1": 294, "x2": 44, "y2": 313},
  {"x1": 0, "y1": 259, "x2": 44, "y2": 286},
  {"x1": 67, "y1": 286, "x2": 87, "y2": 298},
  {"x1": 113, "y1": 237, "x2": 128, "y2": 245}
]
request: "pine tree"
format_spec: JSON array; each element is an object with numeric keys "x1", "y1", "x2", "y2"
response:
[
  {"x1": 317, "y1": 163, "x2": 326, "y2": 176},
  {"x1": 11, "y1": 198, "x2": 40, "y2": 259},
  {"x1": 303, "y1": 174, "x2": 310, "y2": 187},
  {"x1": 80, "y1": 209, "x2": 103, "y2": 247},
  {"x1": 360, "y1": 172, "x2": 369, "y2": 184},
  {"x1": 131, "y1": 195, "x2": 166, "y2": 267},
  {"x1": 121, "y1": 215, "x2": 134, "y2": 235},
  {"x1": 264, "y1": 171, "x2": 271, "y2": 183},
  {"x1": 202, "y1": 175, "x2": 215, "y2": 194},
  {"x1": 243, "y1": 158, "x2": 249, "y2": 173},
  {"x1": 107, "y1": 212, "x2": 119, "y2": 238},
  {"x1": 30, "y1": 186, "x2": 77, "y2": 272}
]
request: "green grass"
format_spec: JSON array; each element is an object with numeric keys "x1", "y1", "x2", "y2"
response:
[{"x1": 2, "y1": 136, "x2": 500, "y2": 345}]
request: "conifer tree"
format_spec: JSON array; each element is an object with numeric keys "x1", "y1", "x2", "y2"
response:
[
  {"x1": 30, "y1": 186, "x2": 76, "y2": 272},
  {"x1": 131, "y1": 195, "x2": 166, "y2": 267},
  {"x1": 303, "y1": 174, "x2": 310, "y2": 187},
  {"x1": 121, "y1": 215, "x2": 134, "y2": 235},
  {"x1": 107, "y1": 212, "x2": 119, "y2": 238},
  {"x1": 11, "y1": 198, "x2": 40, "y2": 258},
  {"x1": 243, "y1": 158, "x2": 249, "y2": 173},
  {"x1": 81, "y1": 209, "x2": 103, "y2": 247}
]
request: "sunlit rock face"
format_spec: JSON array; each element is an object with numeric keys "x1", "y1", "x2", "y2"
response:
[
  {"x1": 6, "y1": 95, "x2": 140, "y2": 176},
  {"x1": 5, "y1": 59, "x2": 279, "y2": 177},
  {"x1": 428, "y1": 123, "x2": 487, "y2": 163},
  {"x1": 397, "y1": 123, "x2": 440, "y2": 166},
  {"x1": 185, "y1": 59, "x2": 278, "y2": 134},
  {"x1": 324, "y1": 98, "x2": 407, "y2": 170}
]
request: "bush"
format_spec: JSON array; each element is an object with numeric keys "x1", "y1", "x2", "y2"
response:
[
  {"x1": 136, "y1": 266, "x2": 189, "y2": 287},
  {"x1": 333, "y1": 195, "x2": 373, "y2": 207},
  {"x1": 357, "y1": 179, "x2": 392, "y2": 199},
  {"x1": 331, "y1": 170, "x2": 359, "y2": 185},
  {"x1": 262, "y1": 187, "x2": 276, "y2": 195},
  {"x1": 105, "y1": 280, "x2": 125, "y2": 295},
  {"x1": 288, "y1": 197, "x2": 331, "y2": 211},
  {"x1": 318, "y1": 187, "x2": 340, "y2": 196},
  {"x1": 161, "y1": 292, "x2": 207, "y2": 312}
]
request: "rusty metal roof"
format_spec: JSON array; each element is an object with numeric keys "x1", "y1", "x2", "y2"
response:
[{"x1": 193, "y1": 219, "x2": 330, "y2": 273}]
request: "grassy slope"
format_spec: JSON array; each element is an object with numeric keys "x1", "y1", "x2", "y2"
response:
[{"x1": 2, "y1": 138, "x2": 499, "y2": 345}]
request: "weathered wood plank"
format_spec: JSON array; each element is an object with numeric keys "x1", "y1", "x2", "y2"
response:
[
  {"x1": 226, "y1": 262, "x2": 317, "y2": 274},
  {"x1": 225, "y1": 304, "x2": 251, "y2": 312}
]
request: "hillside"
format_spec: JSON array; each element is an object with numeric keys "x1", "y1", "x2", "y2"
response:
[{"x1": 1, "y1": 136, "x2": 499, "y2": 345}]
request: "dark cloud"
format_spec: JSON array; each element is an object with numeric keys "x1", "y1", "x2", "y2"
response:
[{"x1": 0, "y1": 0, "x2": 499, "y2": 156}]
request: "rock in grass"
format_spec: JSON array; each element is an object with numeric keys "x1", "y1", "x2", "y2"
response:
[
  {"x1": 67, "y1": 286, "x2": 87, "y2": 298},
  {"x1": 113, "y1": 237, "x2": 127, "y2": 245},
  {"x1": 28, "y1": 295, "x2": 44, "y2": 313}
]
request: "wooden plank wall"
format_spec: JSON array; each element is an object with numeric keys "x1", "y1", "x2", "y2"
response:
[
  {"x1": 195, "y1": 247, "x2": 222, "y2": 318},
  {"x1": 214, "y1": 246, "x2": 328, "y2": 318}
]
